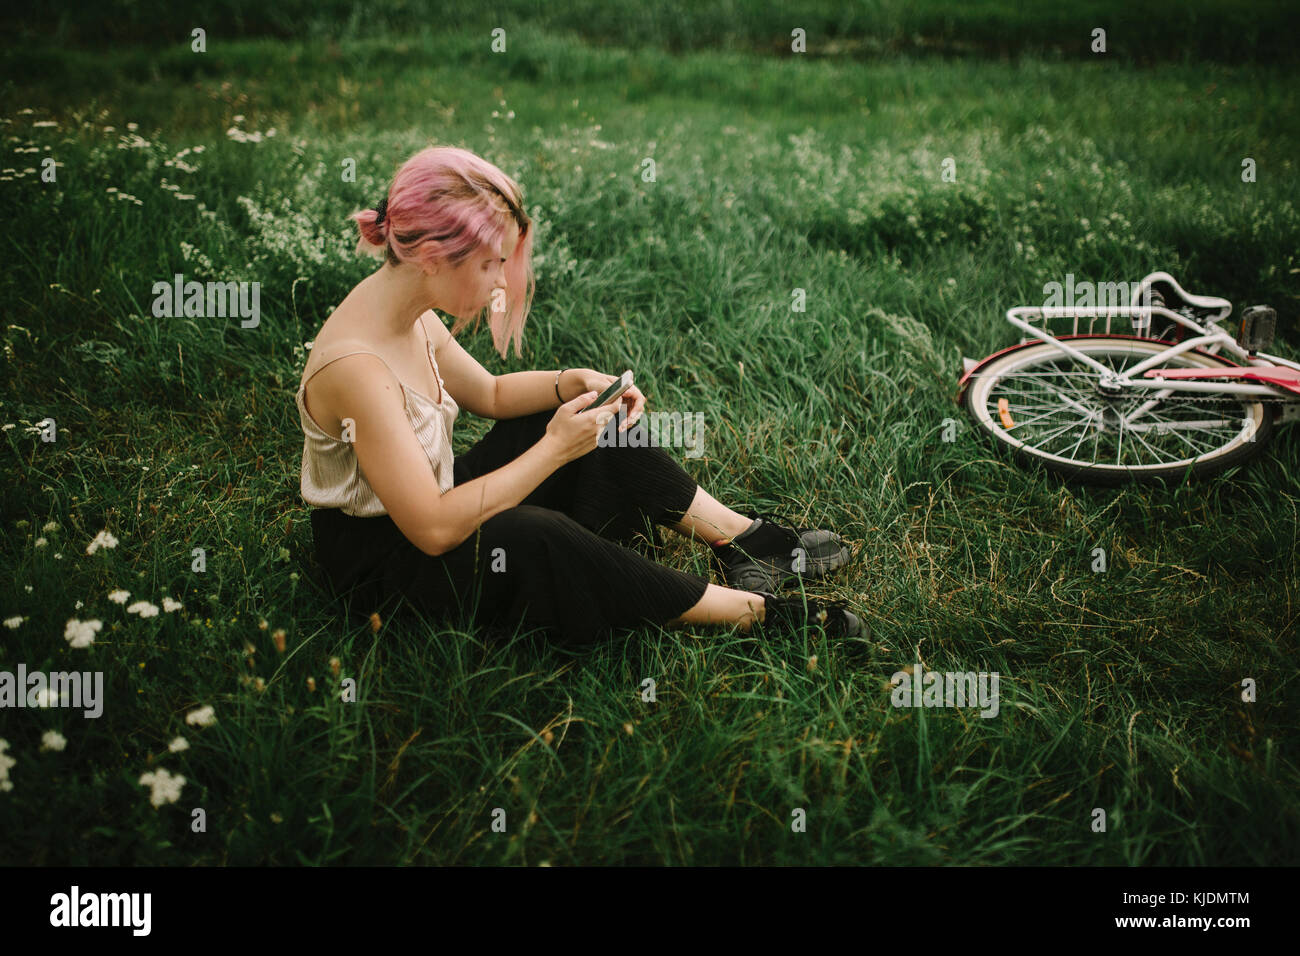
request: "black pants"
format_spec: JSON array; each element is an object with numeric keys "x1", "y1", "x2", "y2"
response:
[{"x1": 309, "y1": 409, "x2": 711, "y2": 647}]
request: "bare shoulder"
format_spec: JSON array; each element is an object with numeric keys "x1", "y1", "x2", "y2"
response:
[
  {"x1": 301, "y1": 352, "x2": 403, "y2": 441},
  {"x1": 302, "y1": 331, "x2": 385, "y2": 392},
  {"x1": 300, "y1": 311, "x2": 400, "y2": 437}
]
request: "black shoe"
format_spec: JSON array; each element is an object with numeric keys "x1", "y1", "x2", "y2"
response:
[
  {"x1": 709, "y1": 512, "x2": 852, "y2": 592},
  {"x1": 750, "y1": 589, "x2": 865, "y2": 641}
]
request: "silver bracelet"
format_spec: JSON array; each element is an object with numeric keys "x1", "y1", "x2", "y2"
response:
[{"x1": 555, "y1": 368, "x2": 570, "y2": 402}]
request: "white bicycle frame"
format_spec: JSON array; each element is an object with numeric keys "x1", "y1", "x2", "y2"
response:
[{"x1": 1002, "y1": 271, "x2": 1300, "y2": 425}]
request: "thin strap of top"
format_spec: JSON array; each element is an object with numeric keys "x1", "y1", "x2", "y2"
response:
[
  {"x1": 301, "y1": 348, "x2": 399, "y2": 393},
  {"x1": 297, "y1": 316, "x2": 457, "y2": 516},
  {"x1": 299, "y1": 315, "x2": 443, "y2": 405}
]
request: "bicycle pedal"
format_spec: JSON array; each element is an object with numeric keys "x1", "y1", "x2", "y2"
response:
[{"x1": 1238, "y1": 306, "x2": 1276, "y2": 353}]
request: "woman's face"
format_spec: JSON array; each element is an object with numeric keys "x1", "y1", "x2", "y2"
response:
[{"x1": 451, "y1": 221, "x2": 520, "y2": 319}]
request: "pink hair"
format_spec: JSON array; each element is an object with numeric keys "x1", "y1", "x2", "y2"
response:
[{"x1": 350, "y1": 146, "x2": 536, "y2": 360}]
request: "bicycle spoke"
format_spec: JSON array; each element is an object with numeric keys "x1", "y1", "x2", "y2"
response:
[
  {"x1": 1063, "y1": 419, "x2": 1096, "y2": 461},
  {"x1": 1033, "y1": 415, "x2": 1098, "y2": 448},
  {"x1": 1124, "y1": 420, "x2": 1170, "y2": 464}
]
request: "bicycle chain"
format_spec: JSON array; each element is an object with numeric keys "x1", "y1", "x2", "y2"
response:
[
  {"x1": 980, "y1": 371, "x2": 1296, "y2": 407},
  {"x1": 1111, "y1": 389, "x2": 1293, "y2": 407},
  {"x1": 979, "y1": 376, "x2": 1295, "y2": 406}
]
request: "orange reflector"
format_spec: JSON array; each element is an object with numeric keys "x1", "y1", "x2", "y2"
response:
[{"x1": 997, "y1": 398, "x2": 1015, "y2": 429}]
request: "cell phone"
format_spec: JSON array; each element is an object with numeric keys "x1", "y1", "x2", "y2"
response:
[{"x1": 580, "y1": 370, "x2": 634, "y2": 413}]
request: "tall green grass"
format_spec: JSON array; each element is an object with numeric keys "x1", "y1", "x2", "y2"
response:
[{"x1": 0, "y1": 24, "x2": 1296, "y2": 864}]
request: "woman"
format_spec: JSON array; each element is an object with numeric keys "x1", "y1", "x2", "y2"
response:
[{"x1": 297, "y1": 145, "x2": 863, "y2": 649}]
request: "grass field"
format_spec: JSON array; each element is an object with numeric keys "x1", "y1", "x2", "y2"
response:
[{"x1": 1, "y1": 7, "x2": 1297, "y2": 864}]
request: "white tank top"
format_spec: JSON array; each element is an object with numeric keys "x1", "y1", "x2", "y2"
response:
[{"x1": 296, "y1": 320, "x2": 459, "y2": 518}]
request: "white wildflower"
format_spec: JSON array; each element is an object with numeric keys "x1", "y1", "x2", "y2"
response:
[
  {"x1": 108, "y1": 589, "x2": 130, "y2": 604},
  {"x1": 138, "y1": 767, "x2": 185, "y2": 807},
  {"x1": 63, "y1": 618, "x2": 102, "y2": 649},
  {"x1": 161, "y1": 597, "x2": 183, "y2": 613},
  {"x1": 3, "y1": 616, "x2": 23, "y2": 629},
  {"x1": 0, "y1": 738, "x2": 14, "y2": 791},
  {"x1": 34, "y1": 687, "x2": 67, "y2": 707},
  {"x1": 40, "y1": 730, "x2": 67, "y2": 752},
  {"x1": 168, "y1": 736, "x2": 189, "y2": 753},
  {"x1": 185, "y1": 705, "x2": 216, "y2": 727},
  {"x1": 85, "y1": 529, "x2": 119, "y2": 554},
  {"x1": 34, "y1": 537, "x2": 47, "y2": 548},
  {"x1": 42, "y1": 521, "x2": 59, "y2": 533},
  {"x1": 126, "y1": 601, "x2": 160, "y2": 618}
]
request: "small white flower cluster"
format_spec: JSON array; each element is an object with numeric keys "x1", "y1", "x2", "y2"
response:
[
  {"x1": 5, "y1": 417, "x2": 52, "y2": 436},
  {"x1": 34, "y1": 687, "x2": 67, "y2": 707},
  {"x1": 40, "y1": 730, "x2": 67, "y2": 752},
  {"x1": 104, "y1": 187, "x2": 142, "y2": 206},
  {"x1": 178, "y1": 240, "x2": 215, "y2": 273},
  {"x1": 226, "y1": 124, "x2": 277, "y2": 144},
  {"x1": 0, "y1": 739, "x2": 14, "y2": 792},
  {"x1": 132, "y1": 712, "x2": 210, "y2": 808},
  {"x1": 63, "y1": 619, "x2": 102, "y2": 649},
  {"x1": 3, "y1": 616, "x2": 22, "y2": 629},
  {"x1": 85, "y1": 529, "x2": 118, "y2": 554},
  {"x1": 138, "y1": 768, "x2": 185, "y2": 807},
  {"x1": 163, "y1": 144, "x2": 204, "y2": 175},
  {"x1": 185, "y1": 705, "x2": 216, "y2": 727},
  {"x1": 159, "y1": 179, "x2": 197, "y2": 201},
  {"x1": 115, "y1": 132, "x2": 152, "y2": 150},
  {"x1": 108, "y1": 590, "x2": 182, "y2": 613},
  {"x1": 129, "y1": 711, "x2": 211, "y2": 807}
]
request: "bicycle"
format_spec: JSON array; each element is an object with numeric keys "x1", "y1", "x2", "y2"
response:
[{"x1": 955, "y1": 271, "x2": 1299, "y2": 485}]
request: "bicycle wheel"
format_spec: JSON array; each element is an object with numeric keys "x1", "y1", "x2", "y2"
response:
[{"x1": 962, "y1": 337, "x2": 1275, "y2": 485}]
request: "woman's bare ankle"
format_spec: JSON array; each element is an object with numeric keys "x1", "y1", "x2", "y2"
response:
[
  {"x1": 736, "y1": 591, "x2": 766, "y2": 632},
  {"x1": 668, "y1": 585, "x2": 766, "y2": 631}
]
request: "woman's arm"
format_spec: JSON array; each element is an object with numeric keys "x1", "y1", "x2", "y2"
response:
[
  {"x1": 493, "y1": 368, "x2": 587, "y2": 419},
  {"x1": 495, "y1": 367, "x2": 647, "y2": 427}
]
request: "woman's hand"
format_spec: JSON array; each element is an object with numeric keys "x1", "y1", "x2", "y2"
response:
[
  {"x1": 545, "y1": 389, "x2": 626, "y2": 465},
  {"x1": 566, "y1": 368, "x2": 646, "y2": 431}
]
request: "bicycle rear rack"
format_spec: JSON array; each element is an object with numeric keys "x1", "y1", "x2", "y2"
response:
[
  {"x1": 1009, "y1": 304, "x2": 1217, "y2": 348},
  {"x1": 1010, "y1": 271, "x2": 1235, "y2": 346}
]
